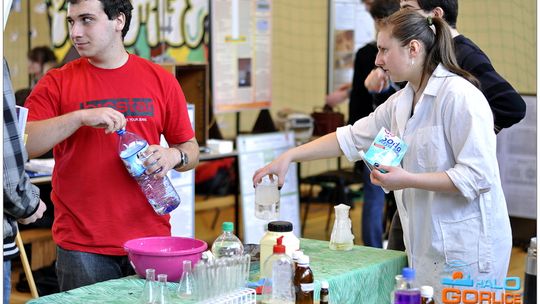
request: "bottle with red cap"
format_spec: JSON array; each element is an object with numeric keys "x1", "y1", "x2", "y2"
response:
[{"x1": 261, "y1": 236, "x2": 295, "y2": 303}]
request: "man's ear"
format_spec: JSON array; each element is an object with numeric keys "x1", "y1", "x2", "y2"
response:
[
  {"x1": 115, "y1": 12, "x2": 126, "y2": 33},
  {"x1": 432, "y1": 7, "x2": 444, "y2": 19}
]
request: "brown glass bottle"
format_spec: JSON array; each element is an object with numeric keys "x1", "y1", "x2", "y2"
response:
[
  {"x1": 294, "y1": 255, "x2": 314, "y2": 304},
  {"x1": 421, "y1": 286, "x2": 435, "y2": 304}
]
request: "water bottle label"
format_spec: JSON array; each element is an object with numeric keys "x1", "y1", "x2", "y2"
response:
[{"x1": 120, "y1": 142, "x2": 149, "y2": 177}]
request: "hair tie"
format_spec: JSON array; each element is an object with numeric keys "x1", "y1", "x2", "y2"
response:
[{"x1": 427, "y1": 16, "x2": 433, "y2": 26}]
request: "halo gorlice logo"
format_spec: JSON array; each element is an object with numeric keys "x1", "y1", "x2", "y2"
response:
[{"x1": 440, "y1": 261, "x2": 522, "y2": 303}]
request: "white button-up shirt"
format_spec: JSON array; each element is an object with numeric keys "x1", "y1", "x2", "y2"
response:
[{"x1": 336, "y1": 64, "x2": 512, "y2": 297}]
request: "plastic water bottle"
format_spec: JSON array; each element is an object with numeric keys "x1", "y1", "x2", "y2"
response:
[
  {"x1": 117, "y1": 129, "x2": 181, "y2": 215},
  {"x1": 211, "y1": 222, "x2": 244, "y2": 258}
]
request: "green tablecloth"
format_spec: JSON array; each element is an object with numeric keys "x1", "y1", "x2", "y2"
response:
[{"x1": 28, "y1": 238, "x2": 407, "y2": 304}]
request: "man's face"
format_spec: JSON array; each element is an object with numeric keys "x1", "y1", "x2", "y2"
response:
[
  {"x1": 67, "y1": 0, "x2": 122, "y2": 59},
  {"x1": 400, "y1": 0, "x2": 431, "y2": 18}
]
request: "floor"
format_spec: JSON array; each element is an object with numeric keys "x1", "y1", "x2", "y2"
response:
[{"x1": 10, "y1": 197, "x2": 529, "y2": 303}]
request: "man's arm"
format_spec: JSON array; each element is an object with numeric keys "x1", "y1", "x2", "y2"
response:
[
  {"x1": 455, "y1": 36, "x2": 526, "y2": 132},
  {"x1": 171, "y1": 137, "x2": 200, "y2": 171},
  {"x1": 26, "y1": 107, "x2": 127, "y2": 158}
]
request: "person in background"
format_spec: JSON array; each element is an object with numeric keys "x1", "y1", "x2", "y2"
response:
[
  {"x1": 24, "y1": 0, "x2": 199, "y2": 291},
  {"x1": 4, "y1": 57, "x2": 47, "y2": 303},
  {"x1": 28, "y1": 46, "x2": 58, "y2": 88},
  {"x1": 325, "y1": 0, "x2": 400, "y2": 248},
  {"x1": 253, "y1": 10, "x2": 511, "y2": 297},
  {"x1": 378, "y1": 0, "x2": 527, "y2": 251}
]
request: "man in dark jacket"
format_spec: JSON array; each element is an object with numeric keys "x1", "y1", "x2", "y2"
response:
[{"x1": 3, "y1": 57, "x2": 47, "y2": 302}]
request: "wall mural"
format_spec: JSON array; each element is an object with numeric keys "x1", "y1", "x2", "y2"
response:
[{"x1": 47, "y1": 0, "x2": 208, "y2": 63}]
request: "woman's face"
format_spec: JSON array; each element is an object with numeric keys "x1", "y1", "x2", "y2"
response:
[
  {"x1": 28, "y1": 60, "x2": 42, "y2": 76},
  {"x1": 374, "y1": 28, "x2": 411, "y2": 83}
]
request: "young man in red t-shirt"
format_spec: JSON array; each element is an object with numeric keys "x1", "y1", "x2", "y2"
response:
[{"x1": 24, "y1": 0, "x2": 199, "y2": 291}]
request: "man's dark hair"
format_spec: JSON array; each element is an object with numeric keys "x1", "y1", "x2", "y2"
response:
[
  {"x1": 369, "y1": 0, "x2": 400, "y2": 20},
  {"x1": 416, "y1": 0, "x2": 458, "y2": 28},
  {"x1": 68, "y1": 0, "x2": 133, "y2": 38}
]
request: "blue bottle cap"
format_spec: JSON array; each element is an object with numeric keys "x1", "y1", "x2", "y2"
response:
[
  {"x1": 402, "y1": 267, "x2": 415, "y2": 280},
  {"x1": 116, "y1": 129, "x2": 126, "y2": 135}
]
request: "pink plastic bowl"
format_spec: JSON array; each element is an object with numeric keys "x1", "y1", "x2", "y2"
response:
[{"x1": 124, "y1": 236, "x2": 207, "y2": 282}]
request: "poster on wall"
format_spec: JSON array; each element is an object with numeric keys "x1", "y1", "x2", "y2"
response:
[
  {"x1": 328, "y1": 0, "x2": 374, "y2": 93},
  {"x1": 47, "y1": 0, "x2": 208, "y2": 64},
  {"x1": 236, "y1": 132, "x2": 301, "y2": 244},
  {"x1": 210, "y1": 0, "x2": 272, "y2": 113},
  {"x1": 496, "y1": 95, "x2": 537, "y2": 219}
]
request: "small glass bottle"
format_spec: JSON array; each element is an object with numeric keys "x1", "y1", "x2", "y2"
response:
[
  {"x1": 320, "y1": 280, "x2": 329, "y2": 304},
  {"x1": 294, "y1": 254, "x2": 314, "y2": 304},
  {"x1": 420, "y1": 286, "x2": 434, "y2": 304},
  {"x1": 176, "y1": 260, "x2": 194, "y2": 299},
  {"x1": 211, "y1": 222, "x2": 244, "y2": 258},
  {"x1": 292, "y1": 250, "x2": 304, "y2": 269},
  {"x1": 140, "y1": 268, "x2": 157, "y2": 304},
  {"x1": 156, "y1": 274, "x2": 171, "y2": 304},
  {"x1": 524, "y1": 237, "x2": 537, "y2": 304},
  {"x1": 394, "y1": 268, "x2": 421, "y2": 304}
]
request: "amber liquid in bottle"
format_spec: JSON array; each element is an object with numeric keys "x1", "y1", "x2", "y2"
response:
[{"x1": 294, "y1": 255, "x2": 314, "y2": 304}]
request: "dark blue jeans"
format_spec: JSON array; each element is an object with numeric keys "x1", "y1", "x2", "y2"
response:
[
  {"x1": 4, "y1": 260, "x2": 11, "y2": 304},
  {"x1": 56, "y1": 246, "x2": 135, "y2": 292},
  {"x1": 360, "y1": 162, "x2": 386, "y2": 248}
]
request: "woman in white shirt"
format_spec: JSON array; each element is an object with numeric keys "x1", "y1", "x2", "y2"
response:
[{"x1": 253, "y1": 10, "x2": 511, "y2": 298}]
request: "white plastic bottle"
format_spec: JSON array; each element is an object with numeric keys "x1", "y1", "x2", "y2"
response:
[
  {"x1": 260, "y1": 221, "x2": 300, "y2": 277},
  {"x1": 117, "y1": 129, "x2": 181, "y2": 215},
  {"x1": 211, "y1": 222, "x2": 244, "y2": 258}
]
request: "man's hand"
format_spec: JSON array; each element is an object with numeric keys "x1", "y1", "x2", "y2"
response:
[
  {"x1": 364, "y1": 68, "x2": 390, "y2": 93},
  {"x1": 325, "y1": 83, "x2": 352, "y2": 107},
  {"x1": 79, "y1": 108, "x2": 127, "y2": 134},
  {"x1": 18, "y1": 200, "x2": 47, "y2": 225},
  {"x1": 140, "y1": 145, "x2": 180, "y2": 179}
]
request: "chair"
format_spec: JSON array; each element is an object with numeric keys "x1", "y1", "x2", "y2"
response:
[
  {"x1": 300, "y1": 168, "x2": 362, "y2": 235},
  {"x1": 15, "y1": 228, "x2": 57, "y2": 298}
]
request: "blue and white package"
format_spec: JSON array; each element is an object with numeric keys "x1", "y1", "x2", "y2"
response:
[{"x1": 359, "y1": 127, "x2": 408, "y2": 174}]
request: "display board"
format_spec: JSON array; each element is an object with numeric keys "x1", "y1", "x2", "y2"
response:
[
  {"x1": 496, "y1": 95, "x2": 537, "y2": 219},
  {"x1": 327, "y1": 0, "x2": 374, "y2": 93},
  {"x1": 210, "y1": 0, "x2": 272, "y2": 113},
  {"x1": 236, "y1": 132, "x2": 301, "y2": 244},
  {"x1": 166, "y1": 104, "x2": 196, "y2": 236}
]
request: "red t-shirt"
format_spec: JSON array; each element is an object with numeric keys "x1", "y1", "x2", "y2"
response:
[{"x1": 25, "y1": 54, "x2": 194, "y2": 255}]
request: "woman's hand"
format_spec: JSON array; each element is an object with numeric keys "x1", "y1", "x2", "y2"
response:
[
  {"x1": 252, "y1": 152, "x2": 292, "y2": 188},
  {"x1": 370, "y1": 164, "x2": 412, "y2": 191}
]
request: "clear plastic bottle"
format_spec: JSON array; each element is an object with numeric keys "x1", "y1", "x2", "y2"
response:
[
  {"x1": 320, "y1": 280, "x2": 329, "y2": 304},
  {"x1": 139, "y1": 268, "x2": 157, "y2": 304},
  {"x1": 393, "y1": 268, "x2": 421, "y2": 304},
  {"x1": 524, "y1": 237, "x2": 536, "y2": 304},
  {"x1": 117, "y1": 129, "x2": 181, "y2": 215},
  {"x1": 420, "y1": 286, "x2": 434, "y2": 304},
  {"x1": 211, "y1": 222, "x2": 244, "y2": 258},
  {"x1": 261, "y1": 236, "x2": 295, "y2": 304},
  {"x1": 294, "y1": 254, "x2": 314, "y2": 304}
]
